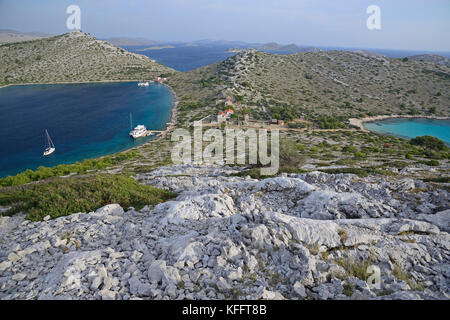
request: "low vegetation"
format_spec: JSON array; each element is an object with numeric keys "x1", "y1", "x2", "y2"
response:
[
  {"x1": 278, "y1": 137, "x2": 306, "y2": 168},
  {"x1": 410, "y1": 135, "x2": 447, "y2": 151},
  {"x1": 0, "y1": 151, "x2": 139, "y2": 187},
  {"x1": 0, "y1": 174, "x2": 176, "y2": 221},
  {"x1": 319, "y1": 167, "x2": 396, "y2": 177},
  {"x1": 392, "y1": 264, "x2": 424, "y2": 291},
  {"x1": 334, "y1": 257, "x2": 374, "y2": 281}
]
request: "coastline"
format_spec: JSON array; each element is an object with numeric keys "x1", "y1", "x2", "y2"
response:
[
  {"x1": 0, "y1": 79, "x2": 156, "y2": 90},
  {"x1": 0, "y1": 80, "x2": 179, "y2": 178},
  {"x1": 349, "y1": 114, "x2": 450, "y2": 132}
]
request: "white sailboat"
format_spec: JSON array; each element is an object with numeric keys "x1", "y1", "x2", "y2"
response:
[{"x1": 43, "y1": 129, "x2": 55, "y2": 156}]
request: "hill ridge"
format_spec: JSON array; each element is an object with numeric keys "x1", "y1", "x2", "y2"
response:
[{"x1": 0, "y1": 31, "x2": 174, "y2": 85}]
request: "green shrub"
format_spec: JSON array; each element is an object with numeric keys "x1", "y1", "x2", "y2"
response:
[
  {"x1": 392, "y1": 265, "x2": 424, "y2": 291},
  {"x1": 230, "y1": 166, "x2": 307, "y2": 180},
  {"x1": 342, "y1": 145, "x2": 357, "y2": 153},
  {"x1": 422, "y1": 176, "x2": 449, "y2": 183},
  {"x1": 0, "y1": 151, "x2": 139, "y2": 187},
  {"x1": 0, "y1": 174, "x2": 176, "y2": 221},
  {"x1": 410, "y1": 136, "x2": 446, "y2": 151},
  {"x1": 353, "y1": 151, "x2": 367, "y2": 159},
  {"x1": 417, "y1": 160, "x2": 440, "y2": 166},
  {"x1": 343, "y1": 283, "x2": 354, "y2": 297},
  {"x1": 316, "y1": 116, "x2": 345, "y2": 129},
  {"x1": 279, "y1": 138, "x2": 305, "y2": 168},
  {"x1": 334, "y1": 257, "x2": 373, "y2": 281},
  {"x1": 320, "y1": 167, "x2": 396, "y2": 177}
]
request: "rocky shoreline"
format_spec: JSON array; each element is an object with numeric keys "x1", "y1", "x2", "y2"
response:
[
  {"x1": 1, "y1": 164, "x2": 448, "y2": 300},
  {"x1": 349, "y1": 115, "x2": 450, "y2": 132},
  {"x1": 0, "y1": 79, "x2": 150, "y2": 90}
]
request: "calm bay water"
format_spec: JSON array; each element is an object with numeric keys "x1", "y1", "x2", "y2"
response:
[
  {"x1": 363, "y1": 118, "x2": 450, "y2": 144},
  {"x1": 0, "y1": 82, "x2": 173, "y2": 177}
]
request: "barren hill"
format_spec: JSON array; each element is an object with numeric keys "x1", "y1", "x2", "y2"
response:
[
  {"x1": 0, "y1": 31, "x2": 174, "y2": 85},
  {"x1": 168, "y1": 49, "x2": 450, "y2": 125}
]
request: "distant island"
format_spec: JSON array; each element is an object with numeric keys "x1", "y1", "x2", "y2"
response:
[
  {"x1": 0, "y1": 29, "x2": 53, "y2": 44},
  {"x1": 104, "y1": 37, "x2": 158, "y2": 47},
  {"x1": 136, "y1": 45, "x2": 176, "y2": 51}
]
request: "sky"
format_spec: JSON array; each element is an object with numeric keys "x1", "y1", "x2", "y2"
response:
[{"x1": 0, "y1": 0, "x2": 449, "y2": 51}]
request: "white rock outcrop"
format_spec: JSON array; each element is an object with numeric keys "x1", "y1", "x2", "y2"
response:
[{"x1": 0, "y1": 165, "x2": 449, "y2": 300}]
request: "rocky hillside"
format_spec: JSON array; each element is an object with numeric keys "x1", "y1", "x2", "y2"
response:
[
  {"x1": 407, "y1": 54, "x2": 450, "y2": 67},
  {"x1": 168, "y1": 49, "x2": 450, "y2": 125},
  {"x1": 0, "y1": 164, "x2": 448, "y2": 300},
  {"x1": 0, "y1": 31, "x2": 173, "y2": 85}
]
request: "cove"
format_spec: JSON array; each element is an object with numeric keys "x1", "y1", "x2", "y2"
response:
[
  {"x1": 363, "y1": 118, "x2": 450, "y2": 144},
  {"x1": 0, "y1": 82, "x2": 174, "y2": 177}
]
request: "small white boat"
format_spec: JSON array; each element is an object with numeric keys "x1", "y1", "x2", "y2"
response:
[
  {"x1": 43, "y1": 129, "x2": 55, "y2": 156},
  {"x1": 129, "y1": 125, "x2": 147, "y2": 139},
  {"x1": 137, "y1": 82, "x2": 149, "y2": 87}
]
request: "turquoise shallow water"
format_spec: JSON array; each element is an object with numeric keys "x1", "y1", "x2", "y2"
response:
[
  {"x1": 0, "y1": 82, "x2": 173, "y2": 177},
  {"x1": 363, "y1": 118, "x2": 450, "y2": 144}
]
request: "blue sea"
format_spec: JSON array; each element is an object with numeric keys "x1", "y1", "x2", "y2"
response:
[
  {"x1": 0, "y1": 82, "x2": 173, "y2": 177},
  {"x1": 363, "y1": 118, "x2": 450, "y2": 144},
  {"x1": 125, "y1": 44, "x2": 450, "y2": 72},
  {"x1": 124, "y1": 45, "x2": 237, "y2": 72}
]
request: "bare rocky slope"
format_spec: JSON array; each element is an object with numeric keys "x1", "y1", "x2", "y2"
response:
[
  {"x1": 408, "y1": 54, "x2": 450, "y2": 67},
  {"x1": 167, "y1": 49, "x2": 450, "y2": 125},
  {"x1": 0, "y1": 31, "x2": 173, "y2": 85},
  {"x1": 0, "y1": 165, "x2": 448, "y2": 300}
]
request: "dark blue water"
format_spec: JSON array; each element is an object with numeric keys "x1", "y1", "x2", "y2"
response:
[
  {"x1": 125, "y1": 44, "x2": 450, "y2": 72},
  {"x1": 363, "y1": 118, "x2": 450, "y2": 144},
  {"x1": 0, "y1": 82, "x2": 174, "y2": 177},
  {"x1": 125, "y1": 45, "x2": 237, "y2": 72}
]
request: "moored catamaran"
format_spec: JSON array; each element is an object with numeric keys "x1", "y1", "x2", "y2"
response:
[
  {"x1": 137, "y1": 81, "x2": 149, "y2": 87},
  {"x1": 129, "y1": 112, "x2": 152, "y2": 139}
]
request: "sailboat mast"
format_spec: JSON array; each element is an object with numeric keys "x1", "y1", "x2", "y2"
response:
[
  {"x1": 49, "y1": 132, "x2": 55, "y2": 148},
  {"x1": 130, "y1": 113, "x2": 132, "y2": 130},
  {"x1": 45, "y1": 129, "x2": 55, "y2": 148},
  {"x1": 45, "y1": 129, "x2": 49, "y2": 148}
]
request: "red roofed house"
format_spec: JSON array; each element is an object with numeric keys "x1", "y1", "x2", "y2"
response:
[
  {"x1": 225, "y1": 109, "x2": 234, "y2": 117},
  {"x1": 217, "y1": 112, "x2": 227, "y2": 123}
]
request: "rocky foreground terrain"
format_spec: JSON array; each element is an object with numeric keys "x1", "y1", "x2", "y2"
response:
[{"x1": 0, "y1": 164, "x2": 448, "y2": 300}]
